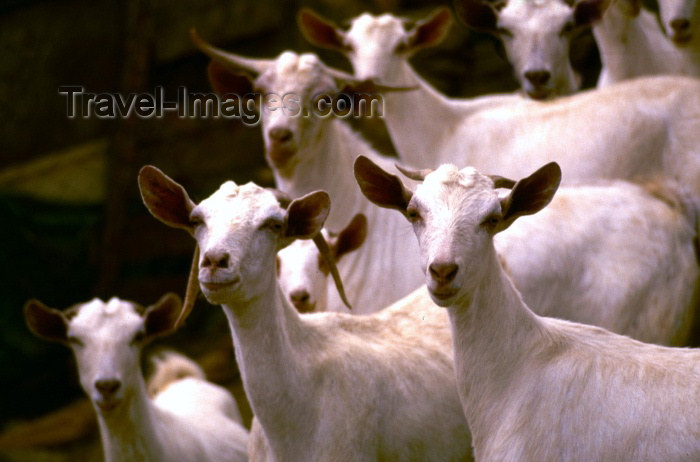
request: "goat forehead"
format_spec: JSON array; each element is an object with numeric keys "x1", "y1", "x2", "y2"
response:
[
  {"x1": 69, "y1": 298, "x2": 142, "y2": 335},
  {"x1": 199, "y1": 182, "x2": 281, "y2": 225},
  {"x1": 418, "y1": 166, "x2": 498, "y2": 214},
  {"x1": 347, "y1": 13, "x2": 406, "y2": 42},
  {"x1": 261, "y1": 51, "x2": 333, "y2": 92},
  {"x1": 501, "y1": 0, "x2": 571, "y2": 27}
]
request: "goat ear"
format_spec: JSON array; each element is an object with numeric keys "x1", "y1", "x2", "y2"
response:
[
  {"x1": 332, "y1": 213, "x2": 368, "y2": 261},
  {"x1": 285, "y1": 191, "x2": 331, "y2": 240},
  {"x1": 139, "y1": 165, "x2": 196, "y2": 233},
  {"x1": 401, "y1": 7, "x2": 453, "y2": 53},
  {"x1": 498, "y1": 162, "x2": 561, "y2": 232},
  {"x1": 207, "y1": 61, "x2": 255, "y2": 96},
  {"x1": 144, "y1": 293, "x2": 183, "y2": 340},
  {"x1": 354, "y1": 156, "x2": 413, "y2": 214},
  {"x1": 298, "y1": 8, "x2": 347, "y2": 50},
  {"x1": 574, "y1": 0, "x2": 609, "y2": 26},
  {"x1": 24, "y1": 300, "x2": 68, "y2": 343},
  {"x1": 454, "y1": 0, "x2": 500, "y2": 34}
]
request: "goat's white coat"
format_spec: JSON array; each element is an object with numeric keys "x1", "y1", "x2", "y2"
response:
[
  {"x1": 332, "y1": 13, "x2": 700, "y2": 196},
  {"x1": 391, "y1": 164, "x2": 700, "y2": 460},
  {"x1": 146, "y1": 177, "x2": 472, "y2": 461},
  {"x1": 495, "y1": 178, "x2": 700, "y2": 345},
  {"x1": 42, "y1": 299, "x2": 248, "y2": 462}
]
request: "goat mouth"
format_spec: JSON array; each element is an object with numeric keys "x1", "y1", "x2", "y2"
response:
[
  {"x1": 95, "y1": 398, "x2": 121, "y2": 411},
  {"x1": 201, "y1": 277, "x2": 240, "y2": 293},
  {"x1": 430, "y1": 288, "x2": 458, "y2": 303},
  {"x1": 267, "y1": 144, "x2": 297, "y2": 168},
  {"x1": 526, "y1": 88, "x2": 553, "y2": 101},
  {"x1": 671, "y1": 32, "x2": 693, "y2": 46},
  {"x1": 292, "y1": 301, "x2": 316, "y2": 313}
]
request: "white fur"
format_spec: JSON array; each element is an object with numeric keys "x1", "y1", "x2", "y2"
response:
[
  {"x1": 399, "y1": 164, "x2": 700, "y2": 460},
  {"x1": 181, "y1": 180, "x2": 472, "y2": 461},
  {"x1": 495, "y1": 178, "x2": 699, "y2": 345},
  {"x1": 332, "y1": 12, "x2": 700, "y2": 196},
  {"x1": 58, "y1": 299, "x2": 248, "y2": 462}
]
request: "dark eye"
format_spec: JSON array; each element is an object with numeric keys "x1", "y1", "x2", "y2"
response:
[
  {"x1": 131, "y1": 331, "x2": 146, "y2": 345},
  {"x1": 67, "y1": 335, "x2": 83, "y2": 346},
  {"x1": 481, "y1": 213, "x2": 502, "y2": 228},
  {"x1": 261, "y1": 218, "x2": 284, "y2": 232},
  {"x1": 560, "y1": 22, "x2": 575, "y2": 35},
  {"x1": 498, "y1": 27, "x2": 513, "y2": 37},
  {"x1": 406, "y1": 207, "x2": 421, "y2": 222},
  {"x1": 190, "y1": 214, "x2": 204, "y2": 228}
]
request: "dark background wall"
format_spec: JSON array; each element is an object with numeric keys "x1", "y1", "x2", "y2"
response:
[{"x1": 0, "y1": 0, "x2": 600, "y2": 459}]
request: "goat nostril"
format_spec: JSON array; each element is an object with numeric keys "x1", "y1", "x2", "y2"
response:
[
  {"x1": 670, "y1": 18, "x2": 691, "y2": 32},
  {"x1": 216, "y1": 254, "x2": 230, "y2": 269},
  {"x1": 95, "y1": 379, "x2": 121, "y2": 396},
  {"x1": 269, "y1": 127, "x2": 293, "y2": 143},
  {"x1": 524, "y1": 70, "x2": 551, "y2": 86},
  {"x1": 290, "y1": 290, "x2": 311, "y2": 304},
  {"x1": 429, "y1": 263, "x2": 459, "y2": 284}
]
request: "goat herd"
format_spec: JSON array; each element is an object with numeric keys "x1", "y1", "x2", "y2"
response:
[{"x1": 21, "y1": 1, "x2": 700, "y2": 461}]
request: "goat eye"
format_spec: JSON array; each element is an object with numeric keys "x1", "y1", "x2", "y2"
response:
[
  {"x1": 67, "y1": 336, "x2": 83, "y2": 346},
  {"x1": 560, "y1": 22, "x2": 575, "y2": 35},
  {"x1": 497, "y1": 27, "x2": 513, "y2": 37},
  {"x1": 261, "y1": 218, "x2": 284, "y2": 232},
  {"x1": 481, "y1": 214, "x2": 502, "y2": 228},
  {"x1": 190, "y1": 215, "x2": 203, "y2": 228},
  {"x1": 406, "y1": 207, "x2": 421, "y2": 222},
  {"x1": 131, "y1": 331, "x2": 145, "y2": 345}
]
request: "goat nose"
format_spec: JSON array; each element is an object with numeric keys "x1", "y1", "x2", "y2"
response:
[
  {"x1": 429, "y1": 262, "x2": 459, "y2": 285},
  {"x1": 524, "y1": 70, "x2": 551, "y2": 87},
  {"x1": 670, "y1": 18, "x2": 691, "y2": 32},
  {"x1": 202, "y1": 251, "x2": 230, "y2": 269},
  {"x1": 95, "y1": 379, "x2": 121, "y2": 396},
  {"x1": 269, "y1": 127, "x2": 293, "y2": 143},
  {"x1": 290, "y1": 289, "x2": 311, "y2": 305}
]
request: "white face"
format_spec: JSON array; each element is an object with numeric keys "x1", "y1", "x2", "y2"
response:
[
  {"x1": 406, "y1": 166, "x2": 502, "y2": 306},
  {"x1": 190, "y1": 181, "x2": 288, "y2": 306},
  {"x1": 277, "y1": 230, "x2": 330, "y2": 313},
  {"x1": 343, "y1": 13, "x2": 411, "y2": 82},
  {"x1": 255, "y1": 52, "x2": 339, "y2": 174},
  {"x1": 67, "y1": 298, "x2": 146, "y2": 412},
  {"x1": 497, "y1": 0, "x2": 580, "y2": 99},
  {"x1": 658, "y1": 0, "x2": 698, "y2": 45}
]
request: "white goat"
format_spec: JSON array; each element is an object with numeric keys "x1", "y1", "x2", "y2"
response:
[
  {"x1": 355, "y1": 156, "x2": 699, "y2": 345},
  {"x1": 355, "y1": 158, "x2": 700, "y2": 461},
  {"x1": 138, "y1": 165, "x2": 473, "y2": 462},
  {"x1": 454, "y1": 0, "x2": 700, "y2": 96},
  {"x1": 277, "y1": 213, "x2": 367, "y2": 313},
  {"x1": 191, "y1": 31, "x2": 425, "y2": 313},
  {"x1": 298, "y1": 8, "x2": 700, "y2": 197},
  {"x1": 23, "y1": 294, "x2": 249, "y2": 462}
]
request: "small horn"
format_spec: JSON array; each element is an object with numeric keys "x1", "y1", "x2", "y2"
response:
[
  {"x1": 395, "y1": 163, "x2": 434, "y2": 181},
  {"x1": 174, "y1": 246, "x2": 200, "y2": 329},
  {"x1": 489, "y1": 175, "x2": 516, "y2": 189},
  {"x1": 190, "y1": 28, "x2": 273, "y2": 76},
  {"x1": 312, "y1": 233, "x2": 352, "y2": 310}
]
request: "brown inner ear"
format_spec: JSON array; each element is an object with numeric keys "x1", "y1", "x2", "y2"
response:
[
  {"x1": 207, "y1": 61, "x2": 255, "y2": 96},
  {"x1": 285, "y1": 191, "x2": 331, "y2": 239},
  {"x1": 407, "y1": 7, "x2": 453, "y2": 50},
  {"x1": 144, "y1": 293, "x2": 183, "y2": 340},
  {"x1": 334, "y1": 213, "x2": 368, "y2": 259},
  {"x1": 574, "y1": 0, "x2": 608, "y2": 26},
  {"x1": 454, "y1": 0, "x2": 500, "y2": 33},
  {"x1": 298, "y1": 8, "x2": 347, "y2": 50},
  {"x1": 138, "y1": 166, "x2": 195, "y2": 232},
  {"x1": 24, "y1": 300, "x2": 68, "y2": 343},
  {"x1": 354, "y1": 156, "x2": 412, "y2": 213}
]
